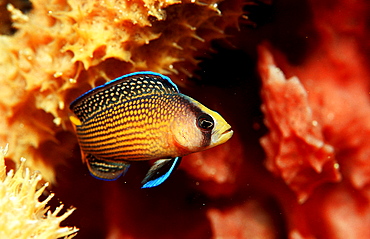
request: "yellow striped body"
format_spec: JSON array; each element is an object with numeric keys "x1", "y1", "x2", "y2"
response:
[{"x1": 76, "y1": 93, "x2": 191, "y2": 162}]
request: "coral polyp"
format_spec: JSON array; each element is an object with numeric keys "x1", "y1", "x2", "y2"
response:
[{"x1": 0, "y1": 145, "x2": 78, "y2": 238}]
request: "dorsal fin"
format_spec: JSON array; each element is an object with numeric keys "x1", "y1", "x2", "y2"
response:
[{"x1": 69, "y1": 71, "x2": 179, "y2": 123}]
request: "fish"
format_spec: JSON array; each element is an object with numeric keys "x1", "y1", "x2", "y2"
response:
[{"x1": 69, "y1": 71, "x2": 233, "y2": 188}]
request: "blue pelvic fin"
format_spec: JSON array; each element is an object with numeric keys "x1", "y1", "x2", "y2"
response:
[
  {"x1": 86, "y1": 154, "x2": 130, "y2": 181},
  {"x1": 141, "y1": 157, "x2": 182, "y2": 188}
]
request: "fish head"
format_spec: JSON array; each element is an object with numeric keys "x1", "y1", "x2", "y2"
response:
[{"x1": 171, "y1": 96, "x2": 233, "y2": 154}]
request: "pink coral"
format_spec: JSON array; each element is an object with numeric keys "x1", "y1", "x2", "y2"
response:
[
  {"x1": 257, "y1": 0, "x2": 370, "y2": 237},
  {"x1": 259, "y1": 45, "x2": 341, "y2": 203}
]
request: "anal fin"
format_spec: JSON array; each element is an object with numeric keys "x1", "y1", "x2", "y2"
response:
[
  {"x1": 141, "y1": 157, "x2": 182, "y2": 189},
  {"x1": 86, "y1": 154, "x2": 130, "y2": 181}
]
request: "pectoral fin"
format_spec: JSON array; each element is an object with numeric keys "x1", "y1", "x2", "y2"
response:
[
  {"x1": 141, "y1": 157, "x2": 182, "y2": 189},
  {"x1": 86, "y1": 154, "x2": 130, "y2": 181}
]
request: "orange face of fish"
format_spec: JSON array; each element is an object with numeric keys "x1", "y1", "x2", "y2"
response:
[{"x1": 70, "y1": 72, "x2": 233, "y2": 188}]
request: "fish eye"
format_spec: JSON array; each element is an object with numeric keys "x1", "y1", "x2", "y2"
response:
[{"x1": 197, "y1": 114, "x2": 214, "y2": 131}]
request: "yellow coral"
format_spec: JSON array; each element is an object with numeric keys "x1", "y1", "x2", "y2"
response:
[{"x1": 0, "y1": 144, "x2": 78, "y2": 239}]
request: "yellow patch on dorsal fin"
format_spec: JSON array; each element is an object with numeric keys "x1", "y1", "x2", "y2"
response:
[{"x1": 69, "y1": 115, "x2": 82, "y2": 126}]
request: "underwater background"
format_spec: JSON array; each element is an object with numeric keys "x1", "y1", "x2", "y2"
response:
[{"x1": 0, "y1": 0, "x2": 370, "y2": 238}]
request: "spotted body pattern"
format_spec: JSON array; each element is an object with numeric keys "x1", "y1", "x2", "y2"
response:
[{"x1": 70, "y1": 72, "x2": 233, "y2": 188}]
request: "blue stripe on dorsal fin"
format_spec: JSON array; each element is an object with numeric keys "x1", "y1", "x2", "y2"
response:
[
  {"x1": 69, "y1": 71, "x2": 179, "y2": 123},
  {"x1": 124, "y1": 71, "x2": 179, "y2": 93},
  {"x1": 141, "y1": 157, "x2": 182, "y2": 188}
]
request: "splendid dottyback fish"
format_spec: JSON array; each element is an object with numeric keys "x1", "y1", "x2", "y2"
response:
[{"x1": 69, "y1": 71, "x2": 233, "y2": 188}]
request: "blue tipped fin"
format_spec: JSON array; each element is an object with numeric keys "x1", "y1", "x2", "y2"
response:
[
  {"x1": 86, "y1": 154, "x2": 130, "y2": 181},
  {"x1": 141, "y1": 157, "x2": 182, "y2": 188}
]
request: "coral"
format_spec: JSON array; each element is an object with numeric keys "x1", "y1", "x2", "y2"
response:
[
  {"x1": 0, "y1": 0, "x2": 32, "y2": 35},
  {"x1": 255, "y1": 0, "x2": 370, "y2": 237},
  {"x1": 258, "y1": 45, "x2": 341, "y2": 203},
  {"x1": 0, "y1": 144, "x2": 78, "y2": 238}
]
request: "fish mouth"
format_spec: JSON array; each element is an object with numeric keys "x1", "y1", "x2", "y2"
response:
[
  {"x1": 220, "y1": 127, "x2": 233, "y2": 141},
  {"x1": 222, "y1": 127, "x2": 233, "y2": 135},
  {"x1": 211, "y1": 127, "x2": 233, "y2": 147}
]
